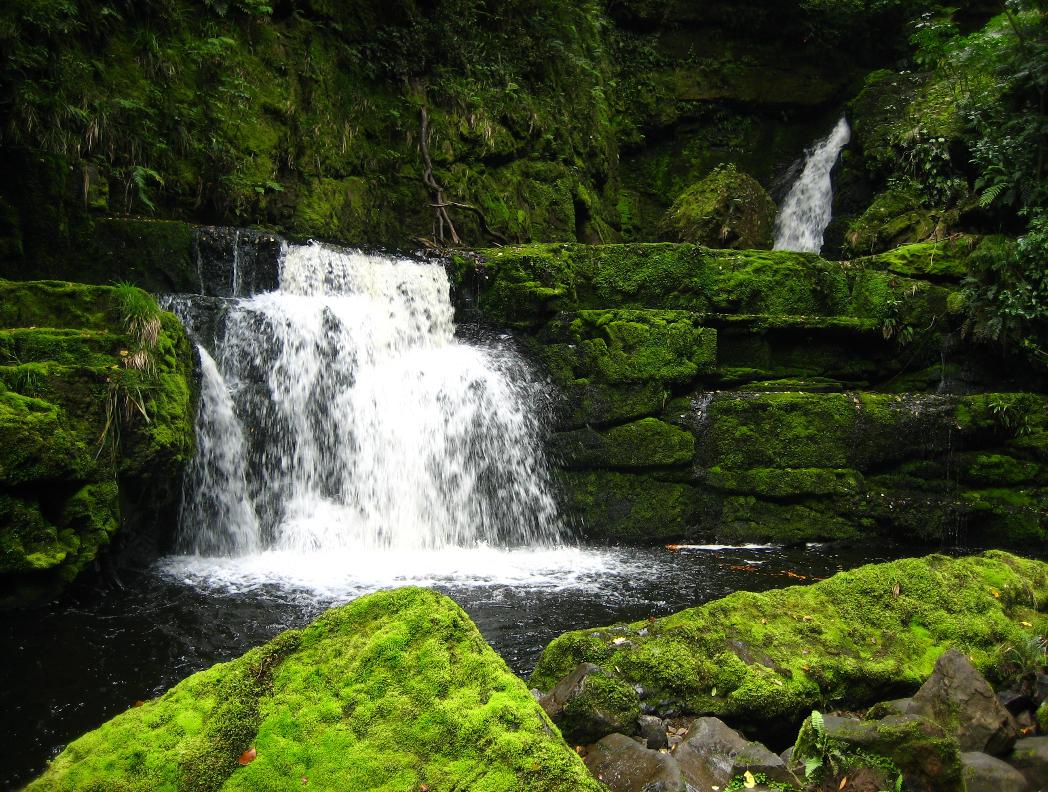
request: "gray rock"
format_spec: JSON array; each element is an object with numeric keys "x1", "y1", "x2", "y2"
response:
[
  {"x1": 866, "y1": 697, "x2": 913, "y2": 719},
  {"x1": 1009, "y1": 736, "x2": 1048, "y2": 789},
  {"x1": 639, "y1": 715, "x2": 668, "y2": 750},
  {"x1": 673, "y1": 716, "x2": 795, "y2": 789},
  {"x1": 1034, "y1": 673, "x2": 1048, "y2": 706},
  {"x1": 961, "y1": 751, "x2": 1029, "y2": 792},
  {"x1": 539, "y1": 663, "x2": 642, "y2": 745},
  {"x1": 998, "y1": 688, "x2": 1033, "y2": 716},
  {"x1": 907, "y1": 648, "x2": 1018, "y2": 755},
  {"x1": 584, "y1": 733, "x2": 685, "y2": 792}
]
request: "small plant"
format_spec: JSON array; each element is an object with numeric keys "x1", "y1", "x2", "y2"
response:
[{"x1": 794, "y1": 710, "x2": 904, "y2": 791}]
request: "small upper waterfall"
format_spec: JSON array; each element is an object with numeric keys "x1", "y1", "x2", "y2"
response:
[
  {"x1": 773, "y1": 116, "x2": 851, "y2": 253},
  {"x1": 169, "y1": 242, "x2": 564, "y2": 559}
]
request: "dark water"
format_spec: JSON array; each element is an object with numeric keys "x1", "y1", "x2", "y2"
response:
[{"x1": 1, "y1": 542, "x2": 917, "y2": 789}]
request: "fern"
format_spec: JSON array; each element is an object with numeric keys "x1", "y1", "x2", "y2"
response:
[{"x1": 979, "y1": 181, "x2": 1006, "y2": 208}]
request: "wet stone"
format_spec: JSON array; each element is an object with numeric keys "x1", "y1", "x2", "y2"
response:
[
  {"x1": 961, "y1": 751, "x2": 1029, "y2": 792},
  {"x1": 584, "y1": 733, "x2": 685, "y2": 792}
]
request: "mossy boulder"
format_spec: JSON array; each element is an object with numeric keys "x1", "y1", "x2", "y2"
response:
[
  {"x1": 28, "y1": 587, "x2": 604, "y2": 792},
  {"x1": 531, "y1": 552, "x2": 1048, "y2": 729},
  {"x1": 658, "y1": 165, "x2": 776, "y2": 249},
  {"x1": 551, "y1": 418, "x2": 695, "y2": 469},
  {"x1": 0, "y1": 280, "x2": 195, "y2": 605}
]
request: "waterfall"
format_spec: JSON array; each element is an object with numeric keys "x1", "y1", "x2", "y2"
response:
[
  {"x1": 169, "y1": 242, "x2": 564, "y2": 559},
  {"x1": 773, "y1": 116, "x2": 851, "y2": 253}
]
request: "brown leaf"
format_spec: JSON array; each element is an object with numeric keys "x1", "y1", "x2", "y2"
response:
[
  {"x1": 131, "y1": 700, "x2": 145, "y2": 708},
  {"x1": 839, "y1": 776, "x2": 848, "y2": 789},
  {"x1": 238, "y1": 747, "x2": 256, "y2": 766}
]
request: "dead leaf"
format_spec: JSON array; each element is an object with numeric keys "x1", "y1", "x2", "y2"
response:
[
  {"x1": 237, "y1": 747, "x2": 256, "y2": 766},
  {"x1": 665, "y1": 544, "x2": 680, "y2": 551},
  {"x1": 419, "y1": 785, "x2": 428, "y2": 792},
  {"x1": 839, "y1": 776, "x2": 848, "y2": 789},
  {"x1": 132, "y1": 700, "x2": 145, "y2": 708},
  {"x1": 1021, "y1": 621, "x2": 1033, "y2": 627},
  {"x1": 991, "y1": 588, "x2": 1001, "y2": 599},
  {"x1": 892, "y1": 582, "x2": 901, "y2": 597},
  {"x1": 743, "y1": 770, "x2": 757, "y2": 788}
]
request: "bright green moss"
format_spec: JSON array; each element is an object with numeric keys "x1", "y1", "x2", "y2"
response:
[
  {"x1": 859, "y1": 238, "x2": 975, "y2": 280},
  {"x1": 551, "y1": 417, "x2": 695, "y2": 469},
  {"x1": 531, "y1": 552, "x2": 1048, "y2": 728},
  {"x1": 703, "y1": 466, "x2": 861, "y2": 497},
  {"x1": 31, "y1": 588, "x2": 603, "y2": 792},
  {"x1": 0, "y1": 281, "x2": 195, "y2": 603}
]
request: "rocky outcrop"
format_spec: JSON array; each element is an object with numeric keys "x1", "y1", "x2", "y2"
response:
[
  {"x1": 658, "y1": 166, "x2": 776, "y2": 249},
  {"x1": 452, "y1": 242, "x2": 1047, "y2": 546},
  {"x1": 531, "y1": 552, "x2": 1048, "y2": 731},
  {"x1": 27, "y1": 587, "x2": 604, "y2": 791},
  {"x1": 0, "y1": 280, "x2": 196, "y2": 605}
]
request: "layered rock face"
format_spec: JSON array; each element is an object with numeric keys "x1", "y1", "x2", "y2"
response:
[
  {"x1": 0, "y1": 280, "x2": 196, "y2": 605},
  {"x1": 452, "y1": 242, "x2": 1047, "y2": 546},
  {"x1": 27, "y1": 587, "x2": 603, "y2": 791}
]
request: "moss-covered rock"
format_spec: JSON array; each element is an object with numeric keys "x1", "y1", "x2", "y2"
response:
[
  {"x1": 0, "y1": 279, "x2": 195, "y2": 605},
  {"x1": 658, "y1": 165, "x2": 776, "y2": 249},
  {"x1": 531, "y1": 552, "x2": 1048, "y2": 730},
  {"x1": 558, "y1": 470, "x2": 698, "y2": 543},
  {"x1": 29, "y1": 587, "x2": 603, "y2": 792},
  {"x1": 551, "y1": 418, "x2": 695, "y2": 470}
]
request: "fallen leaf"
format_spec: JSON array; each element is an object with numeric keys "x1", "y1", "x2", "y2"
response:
[
  {"x1": 710, "y1": 687, "x2": 717, "y2": 696},
  {"x1": 743, "y1": 770, "x2": 757, "y2": 788},
  {"x1": 612, "y1": 637, "x2": 627, "y2": 646},
  {"x1": 839, "y1": 776, "x2": 848, "y2": 789},
  {"x1": 665, "y1": 544, "x2": 681, "y2": 551},
  {"x1": 301, "y1": 777, "x2": 308, "y2": 785},
  {"x1": 419, "y1": 785, "x2": 428, "y2": 791},
  {"x1": 238, "y1": 747, "x2": 256, "y2": 766},
  {"x1": 1021, "y1": 621, "x2": 1033, "y2": 627},
  {"x1": 892, "y1": 582, "x2": 901, "y2": 597},
  {"x1": 132, "y1": 700, "x2": 145, "y2": 708},
  {"x1": 991, "y1": 588, "x2": 1001, "y2": 599}
]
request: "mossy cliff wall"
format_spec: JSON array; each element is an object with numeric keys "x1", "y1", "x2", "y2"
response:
[
  {"x1": 0, "y1": 280, "x2": 196, "y2": 605},
  {"x1": 0, "y1": 0, "x2": 1003, "y2": 269},
  {"x1": 451, "y1": 242, "x2": 1047, "y2": 547},
  {"x1": 28, "y1": 587, "x2": 604, "y2": 792}
]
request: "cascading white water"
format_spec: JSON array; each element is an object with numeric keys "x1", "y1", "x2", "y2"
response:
[
  {"x1": 773, "y1": 116, "x2": 851, "y2": 253},
  {"x1": 172, "y1": 242, "x2": 564, "y2": 562}
]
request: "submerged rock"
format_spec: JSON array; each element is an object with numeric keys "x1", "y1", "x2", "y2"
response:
[
  {"x1": 906, "y1": 648, "x2": 1018, "y2": 755},
  {"x1": 583, "y1": 733, "x2": 684, "y2": 792},
  {"x1": 27, "y1": 588, "x2": 604, "y2": 791},
  {"x1": 531, "y1": 552, "x2": 1048, "y2": 729}
]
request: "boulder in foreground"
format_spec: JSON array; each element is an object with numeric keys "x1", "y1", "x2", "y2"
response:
[
  {"x1": 29, "y1": 587, "x2": 603, "y2": 792},
  {"x1": 531, "y1": 552, "x2": 1048, "y2": 731}
]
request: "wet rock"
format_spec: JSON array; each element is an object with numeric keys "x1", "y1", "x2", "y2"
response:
[
  {"x1": 961, "y1": 751, "x2": 1029, "y2": 792},
  {"x1": 193, "y1": 226, "x2": 282, "y2": 297},
  {"x1": 673, "y1": 717, "x2": 795, "y2": 789},
  {"x1": 1034, "y1": 672, "x2": 1048, "y2": 705},
  {"x1": 638, "y1": 715, "x2": 668, "y2": 749},
  {"x1": 907, "y1": 648, "x2": 1018, "y2": 755},
  {"x1": 539, "y1": 663, "x2": 642, "y2": 745},
  {"x1": 584, "y1": 733, "x2": 685, "y2": 792},
  {"x1": 797, "y1": 713, "x2": 963, "y2": 792},
  {"x1": 1009, "y1": 736, "x2": 1048, "y2": 788},
  {"x1": 998, "y1": 688, "x2": 1034, "y2": 717},
  {"x1": 866, "y1": 697, "x2": 912, "y2": 719}
]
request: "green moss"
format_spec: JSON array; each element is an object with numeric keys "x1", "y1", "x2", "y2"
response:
[
  {"x1": 658, "y1": 164, "x2": 776, "y2": 249},
  {"x1": 0, "y1": 281, "x2": 195, "y2": 603},
  {"x1": 704, "y1": 467, "x2": 861, "y2": 497},
  {"x1": 31, "y1": 588, "x2": 603, "y2": 792},
  {"x1": 859, "y1": 238, "x2": 976, "y2": 280},
  {"x1": 558, "y1": 470, "x2": 697, "y2": 543},
  {"x1": 551, "y1": 417, "x2": 695, "y2": 469},
  {"x1": 531, "y1": 552, "x2": 1048, "y2": 728},
  {"x1": 556, "y1": 668, "x2": 642, "y2": 745}
]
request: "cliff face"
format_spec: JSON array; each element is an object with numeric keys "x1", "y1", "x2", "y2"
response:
[
  {"x1": 0, "y1": 0, "x2": 998, "y2": 260},
  {"x1": 451, "y1": 242, "x2": 1048, "y2": 546}
]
